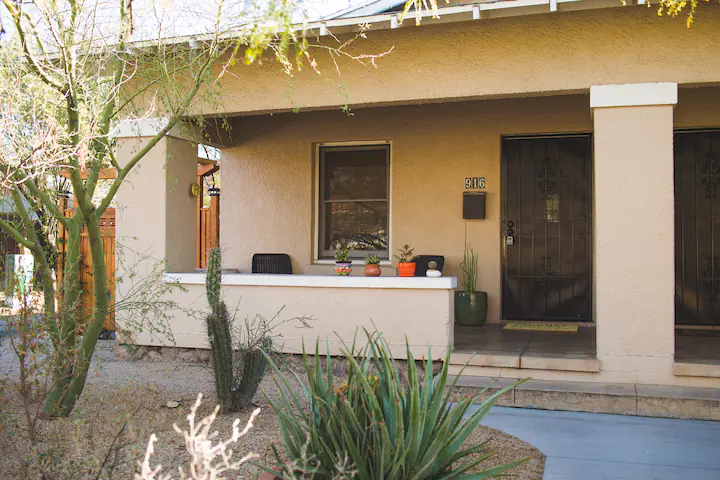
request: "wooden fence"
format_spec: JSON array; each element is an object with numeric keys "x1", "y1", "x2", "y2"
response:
[{"x1": 58, "y1": 208, "x2": 116, "y2": 331}]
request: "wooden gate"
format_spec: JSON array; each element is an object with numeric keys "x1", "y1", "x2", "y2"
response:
[
  {"x1": 58, "y1": 208, "x2": 116, "y2": 331},
  {"x1": 198, "y1": 204, "x2": 219, "y2": 269}
]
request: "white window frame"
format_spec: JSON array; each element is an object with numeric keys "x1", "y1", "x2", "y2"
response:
[{"x1": 313, "y1": 140, "x2": 392, "y2": 264}]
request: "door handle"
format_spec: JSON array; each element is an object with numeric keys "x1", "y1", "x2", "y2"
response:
[{"x1": 505, "y1": 220, "x2": 515, "y2": 246}]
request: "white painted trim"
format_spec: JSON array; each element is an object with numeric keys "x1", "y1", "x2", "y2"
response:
[
  {"x1": 313, "y1": 259, "x2": 393, "y2": 266},
  {"x1": 313, "y1": 141, "x2": 393, "y2": 263},
  {"x1": 164, "y1": 272, "x2": 457, "y2": 290},
  {"x1": 124, "y1": 0, "x2": 593, "y2": 52},
  {"x1": 590, "y1": 83, "x2": 678, "y2": 109},
  {"x1": 111, "y1": 117, "x2": 212, "y2": 144}
]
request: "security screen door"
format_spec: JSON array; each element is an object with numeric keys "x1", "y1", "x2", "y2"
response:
[
  {"x1": 501, "y1": 135, "x2": 593, "y2": 321},
  {"x1": 675, "y1": 130, "x2": 720, "y2": 326}
]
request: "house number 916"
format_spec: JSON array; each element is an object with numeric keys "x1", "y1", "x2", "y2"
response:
[{"x1": 465, "y1": 177, "x2": 485, "y2": 189}]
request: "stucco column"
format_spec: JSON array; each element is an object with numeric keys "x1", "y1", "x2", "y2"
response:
[
  {"x1": 115, "y1": 119, "x2": 199, "y2": 277},
  {"x1": 591, "y1": 83, "x2": 677, "y2": 383}
]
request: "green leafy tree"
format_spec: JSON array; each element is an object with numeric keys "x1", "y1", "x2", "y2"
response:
[{"x1": 0, "y1": 0, "x2": 383, "y2": 417}]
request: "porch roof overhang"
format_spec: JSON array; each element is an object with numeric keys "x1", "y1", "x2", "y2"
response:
[{"x1": 127, "y1": 0, "x2": 626, "y2": 51}]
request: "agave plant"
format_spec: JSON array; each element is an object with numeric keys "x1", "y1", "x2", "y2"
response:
[{"x1": 262, "y1": 331, "x2": 526, "y2": 479}]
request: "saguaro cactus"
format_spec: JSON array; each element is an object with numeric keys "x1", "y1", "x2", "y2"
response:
[
  {"x1": 205, "y1": 248, "x2": 234, "y2": 410},
  {"x1": 205, "y1": 247, "x2": 271, "y2": 412}
]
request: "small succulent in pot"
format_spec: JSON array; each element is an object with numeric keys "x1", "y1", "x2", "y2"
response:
[
  {"x1": 426, "y1": 260, "x2": 441, "y2": 277},
  {"x1": 394, "y1": 244, "x2": 416, "y2": 277},
  {"x1": 334, "y1": 244, "x2": 352, "y2": 276},
  {"x1": 364, "y1": 254, "x2": 382, "y2": 277}
]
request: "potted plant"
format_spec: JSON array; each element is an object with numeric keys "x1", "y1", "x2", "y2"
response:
[
  {"x1": 334, "y1": 245, "x2": 352, "y2": 276},
  {"x1": 426, "y1": 260, "x2": 441, "y2": 277},
  {"x1": 395, "y1": 244, "x2": 416, "y2": 277},
  {"x1": 364, "y1": 254, "x2": 382, "y2": 276},
  {"x1": 455, "y1": 243, "x2": 488, "y2": 326}
]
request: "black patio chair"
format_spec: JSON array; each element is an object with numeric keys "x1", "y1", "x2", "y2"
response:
[
  {"x1": 411, "y1": 255, "x2": 445, "y2": 276},
  {"x1": 251, "y1": 253, "x2": 293, "y2": 274}
]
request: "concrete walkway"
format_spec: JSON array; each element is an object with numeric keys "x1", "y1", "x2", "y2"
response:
[{"x1": 479, "y1": 406, "x2": 720, "y2": 480}]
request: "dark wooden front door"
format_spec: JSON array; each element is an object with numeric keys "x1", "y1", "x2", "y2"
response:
[
  {"x1": 501, "y1": 135, "x2": 593, "y2": 321},
  {"x1": 675, "y1": 130, "x2": 720, "y2": 326}
]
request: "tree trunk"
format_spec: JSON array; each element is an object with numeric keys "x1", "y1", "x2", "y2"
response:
[
  {"x1": 56, "y1": 212, "x2": 109, "y2": 415},
  {"x1": 42, "y1": 220, "x2": 83, "y2": 417}
]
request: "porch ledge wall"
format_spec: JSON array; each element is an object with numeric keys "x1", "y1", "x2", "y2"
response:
[
  {"x1": 164, "y1": 272, "x2": 456, "y2": 290},
  {"x1": 125, "y1": 274, "x2": 456, "y2": 359}
]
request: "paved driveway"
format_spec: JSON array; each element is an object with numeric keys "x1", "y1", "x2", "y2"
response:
[{"x1": 479, "y1": 406, "x2": 720, "y2": 480}]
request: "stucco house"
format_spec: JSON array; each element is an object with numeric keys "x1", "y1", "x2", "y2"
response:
[{"x1": 116, "y1": 0, "x2": 720, "y2": 394}]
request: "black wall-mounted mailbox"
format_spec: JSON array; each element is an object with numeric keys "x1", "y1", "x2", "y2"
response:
[{"x1": 463, "y1": 192, "x2": 486, "y2": 219}]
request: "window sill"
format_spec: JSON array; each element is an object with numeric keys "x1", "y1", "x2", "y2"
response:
[{"x1": 313, "y1": 259, "x2": 392, "y2": 266}]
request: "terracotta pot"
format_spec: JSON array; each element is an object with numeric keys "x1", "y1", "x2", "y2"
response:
[
  {"x1": 335, "y1": 261, "x2": 352, "y2": 276},
  {"x1": 397, "y1": 261, "x2": 416, "y2": 277},
  {"x1": 364, "y1": 264, "x2": 381, "y2": 276}
]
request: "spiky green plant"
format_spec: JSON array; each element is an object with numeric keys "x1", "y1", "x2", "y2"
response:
[
  {"x1": 364, "y1": 254, "x2": 381, "y2": 265},
  {"x1": 205, "y1": 247, "x2": 234, "y2": 410},
  {"x1": 461, "y1": 243, "x2": 478, "y2": 293},
  {"x1": 335, "y1": 245, "x2": 350, "y2": 262},
  {"x1": 262, "y1": 331, "x2": 527, "y2": 479}
]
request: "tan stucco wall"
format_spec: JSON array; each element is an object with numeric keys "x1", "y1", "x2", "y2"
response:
[
  {"x1": 594, "y1": 104, "x2": 676, "y2": 384},
  {"x1": 116, "y1": 137, "x2": 169, "y2": 266},
  {"x1": 116, "y1": 136, "x2": 197, "y2": 273},
  {"x1": 132, "y1": 282, "x2": 454, "y2": 359},
  {"x1": 115, "y1": 135, "x2": 198, "y2": 336},
  {"x1": 165, "y1": 137, "x2": 198, "y2": 272},
  {"x1": 187, "y1": 6, "x2": 720, "y2": 116},
  {"x1": 221, "y1": 94, "x2": 593, "y2": 323}
]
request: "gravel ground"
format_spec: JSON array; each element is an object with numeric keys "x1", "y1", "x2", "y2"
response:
[{"x1": 0, "y1": 340, "x2": 544, "y2": 479}]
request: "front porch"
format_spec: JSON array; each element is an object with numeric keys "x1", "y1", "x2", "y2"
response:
[
  {"x1": 452, "y1": 324, "x2": 598, "y2": 372},
  {"x1": 114, "y1": 84, "x2": 720, "y2": 391}
]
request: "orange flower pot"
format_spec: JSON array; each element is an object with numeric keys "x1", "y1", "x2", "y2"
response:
[{"x1": 397, "y1": 261, "x2": 416, "y2": 277}]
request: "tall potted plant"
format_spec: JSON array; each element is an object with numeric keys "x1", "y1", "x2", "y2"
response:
[
  {"x1": 395, "y1": 244, "x2": 416, "y2": 277},
  {"x1": 455, "y1": 243, "x2": 488, "y2": 326}
]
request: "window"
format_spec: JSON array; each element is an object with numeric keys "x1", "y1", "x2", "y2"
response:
[{"x1": 318, "y1": 144, "x2": 390, "y2": 259}]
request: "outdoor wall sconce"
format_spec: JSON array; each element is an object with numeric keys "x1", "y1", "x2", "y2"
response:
[
  {"x1": 463, "y1": 192, "x2": 486, "y2": 219},
  {"x1": 189, "y1": 182, "x2": 201, "y2": 197}
]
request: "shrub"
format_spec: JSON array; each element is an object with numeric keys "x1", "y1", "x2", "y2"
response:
[{"x1": 263, "y1": 331, "x2": 526, "y2": 479}]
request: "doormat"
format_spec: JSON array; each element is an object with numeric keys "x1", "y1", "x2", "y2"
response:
[{"x1": 503, "y1": 322, "x2": 579, "y2": 333}]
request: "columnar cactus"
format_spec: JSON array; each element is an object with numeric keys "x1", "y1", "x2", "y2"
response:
[
  {"x1": 205, "y1": 248, "x2": 234, "y2": 410},
  {"x1": 205, "y1": 247, "x2": 271, "y2": 412}
]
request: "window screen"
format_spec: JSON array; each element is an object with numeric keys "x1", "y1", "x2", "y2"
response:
[{"x1": 319, "y1": 144, "x2": 389, "y2": 259}]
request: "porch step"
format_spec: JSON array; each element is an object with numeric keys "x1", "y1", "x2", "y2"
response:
[{"x1": 449, "y1": 376, "x2": 720, "y2": 421}]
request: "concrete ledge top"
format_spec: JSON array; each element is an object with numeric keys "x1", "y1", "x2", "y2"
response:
[
  {"x1": 164, "y1": 272, "x2": 457, "y2": 290},
  {"x1": 590, "y1": 82, "x2": 678, "y2": 109}
]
